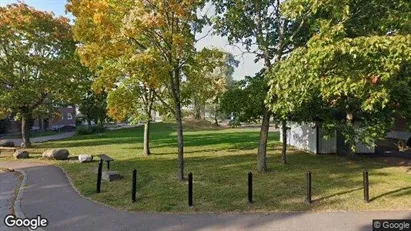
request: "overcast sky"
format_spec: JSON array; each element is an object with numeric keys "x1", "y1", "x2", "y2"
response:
[{"x1": 0, "y1": 0, "x2": 263, "y2": 80}]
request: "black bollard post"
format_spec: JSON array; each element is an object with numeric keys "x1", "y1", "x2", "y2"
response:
[
  {"x1": 248, "y1": 172, "x2": 253, "y2": 203},
  {"x1": 188, "y1": 172, "x2": 193, "y2": 207},
  {"x1": 96, "y1": 159, "x2": 103, "y2": 193},
  {"x1": 132, "y1": 169, "x2": 137, "y2": 203},
  {"x1": 363, "y1": 170, "x2": 369, "y2": 203},
  {"x1": 305, "y1": 171, "x2": 312, "y2": 204}
]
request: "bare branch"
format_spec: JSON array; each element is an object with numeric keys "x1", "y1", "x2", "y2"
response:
[{"x1": 195, "y1": 27, "x2": 213, "y2": 43}]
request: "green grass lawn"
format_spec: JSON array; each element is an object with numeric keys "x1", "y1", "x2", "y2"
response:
[{"x1": 3, "y1": 122, "x2": 411, "y2": 213}]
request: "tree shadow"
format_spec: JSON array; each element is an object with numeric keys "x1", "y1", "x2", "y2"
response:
[
  {"x1": 40, "y1": 130, "x2": 279, "y2": 151},
  {"x1": 371, "y1": 186, "x2": 411, "y2": 201},
  {"x1": 314, "y1": 187, "x2": 362, "y2": 202}
]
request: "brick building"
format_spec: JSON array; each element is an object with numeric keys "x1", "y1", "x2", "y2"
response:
[{"x1": 3, "y1": 106, "x2": 76, "y2": 134}]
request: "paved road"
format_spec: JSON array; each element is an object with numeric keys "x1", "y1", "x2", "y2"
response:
[
  {"x1": 6, "y1": 132, "x2": 75, "y2": 146},
  {"x1": 0, "y1": 161, "x2": 410, "y2": 231},
  {"x1": 0, "y1": 170, "x2": 22, "y2": 231}
]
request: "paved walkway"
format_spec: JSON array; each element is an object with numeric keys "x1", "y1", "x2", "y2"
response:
[
  {"x1": 0, "y1": 161, "x2": 410, "y2": 231},
  {"x1": 0, "y1": 170, "x2": 21, "y2": 231},
  {"x1": 6, "y1": 132, "x2": 75, "y2": 146}
]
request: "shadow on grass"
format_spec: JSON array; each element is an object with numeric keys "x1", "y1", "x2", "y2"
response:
[
  {"x1": 42, "y1": 130, "x2": 279, "y2": 151},
  {"x1": 371, "y1": 186, "x2": 411, "y2": 201},
  {"x1": 314, "y1": 187, "x2": 363, "y2": 202},
  {"x1": 49, "y1": 149, "x2": 403, "y2": 213}
]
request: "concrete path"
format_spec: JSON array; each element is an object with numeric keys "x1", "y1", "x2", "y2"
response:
[
  {"x1": 0, "y1": 161, "x2": 410, "y2": 231},
  {"x1": 0, "y1": 170, "x2": 22, "y2": 231},
  {"x1": 6, "y1": 132, "x2": 75, "y2": 146}
]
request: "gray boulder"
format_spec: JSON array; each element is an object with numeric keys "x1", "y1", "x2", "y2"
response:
[
  {"x1": 0, "y1": 140, "x2": 15, "y2": 147},
  {"x1": 13, "y1": 150, "x2": 29, "y2": 159},
  {"x1": 42, "y1": 149, "x2": 69, "y2": 160},
  {"x1": 78, "y1": 154, "x2": 93, "y2": 163}
]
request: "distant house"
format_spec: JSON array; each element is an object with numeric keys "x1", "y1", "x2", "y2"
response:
[
  {"x1": 32, "y1": 106, "x2": 76, "y2": 131},
  {"x1": 5, "y1": 106, "x2": 76, "y2": 134},
  {"x1": 150, "y1": 110, "x2": 162, "y2": 122}
]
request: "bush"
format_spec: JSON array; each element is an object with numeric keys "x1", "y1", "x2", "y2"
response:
[
  {"x1": 228, "y1": 119, "x2": 241, "y2": 128},
  {"x1": 76, "y1": 126, "x2": 93, "y2": 135},
  {"x1": 76, "y1": 125, "x2": 106, "y2": 135},
  {"x1": 93, "y1": 125, "x2": 106, "y2": 133}
]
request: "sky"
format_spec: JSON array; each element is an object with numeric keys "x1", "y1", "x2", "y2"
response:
[{"x1": 0, "y1": 0, "x2": 263, "y2": 80}]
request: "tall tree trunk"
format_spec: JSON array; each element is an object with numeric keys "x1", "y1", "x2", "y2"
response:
[
  {"x1": 21, "y1": 112, "x2": 32, "y2": 148},
  {"x1": 346, "y1": 112, "x2": 356, "y2": 159},
  {"x1": 175, "y1": 102, "x2": 184, "y2": 181},
  {"x1": 200, "y1": 104, "x2": 205, "y2": 120},
  {"x1": 44, "y1": 119, "x2": 49, "y2": 131},
  {"x1": 214, "y1": 112, "x2": 219, "y2": 126},
  {"x1": 170, "y1": 66, "x2": 185, "y2": 181},
  {"x1": 87, "y1": 119, "x2": 91, "y2": 127},
  {"x1": 194, "y1": 97, "x2": 201, "y2": 120},
  {"x1": 281, "y1": 119, "x2": 287, "y2": 164},
  {"x1": 38, "y1": 116, "x2": 43, "y2": 130},
  {"x1": 257, "y1": 108, "x2": 270, "y2": 172},
  {"x1": 143, "y1": 120, "x2": 151, "y2": 156}
]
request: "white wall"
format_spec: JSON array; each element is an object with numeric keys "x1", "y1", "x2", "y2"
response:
[
  {"x1": 318, "y1": 129, "x2": 337, "y2": 153},
  {"x1": 386, "y1": 131, "x2": 411, "y2": 141},
  {"x1": 281, "y1": 121, "x2": 317, "y2": 153},
  {"x1": 355, "y1": 142, "x2": 375, "y2": 154},
  {"x1": 281, "y1": 121, "x2": 373, "y2": 154}
]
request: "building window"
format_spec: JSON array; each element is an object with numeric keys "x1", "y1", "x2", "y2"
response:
[
  {"x1": 61, "y1": 113, "x2": 64, "y2": 120},
  {"x1": 67, "y1": 113, "x2": 73, "y2": 120}
]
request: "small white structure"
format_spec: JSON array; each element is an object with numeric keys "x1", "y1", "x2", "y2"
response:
[
  {"x1": 386, "y1": 130, "x2": 411, "y2": 141},
  {"x1": 280, "y1": 121, "x2": 375, "y2": 154}
]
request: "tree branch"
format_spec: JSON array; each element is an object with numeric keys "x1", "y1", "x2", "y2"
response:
[
  {"x1": 195, "y1": 27, "x2": 213, "y2": 43},
  {"x1": 153, "y1": 90, "x2": 175, "y2": 115},
  {"x1": 30, "y1": 93, "x2": 48, "y2": 110}
]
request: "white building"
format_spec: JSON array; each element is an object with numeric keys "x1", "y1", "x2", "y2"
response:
[{"x1": 280, "y1": 121, "x2": 375, "y2": 154}]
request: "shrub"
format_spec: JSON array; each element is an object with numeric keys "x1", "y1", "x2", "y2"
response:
[
  {"x1": 76, "y1": 126, "x2": 93, "y2": 135},
  {"x1": 93, "y1": 125, "x2": 106, "y2": 133},
  {"x1": 76, "y1": 125, "x2": 106, "y2": 135},
  {"x1": 228, "y1": 119, "x2": 241, "y2": 128}
]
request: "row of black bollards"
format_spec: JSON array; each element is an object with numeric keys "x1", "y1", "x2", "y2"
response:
[
  {"x1": 186, "y1": 172, "x2": 255, "y2": 206},
  {"x1": 305, "y1": 170, "x2": 370, "y2": 204},
  {"x1": 96, "y1": 163, "x2": 371, "y2": 205}
]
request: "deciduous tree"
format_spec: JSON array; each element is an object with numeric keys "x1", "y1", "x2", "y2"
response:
[
  {"x1": 211, "y1": 0, "x2": 312, "y2": 169},
  {"x1": 220, "y1": 73, "x2": 267, "y2": 123},
  {"x1": 79, "y1": 91, "x2": 108, "y2": 126},
  {"x1": 0, "y1": 3, "x2": 81, "y2": 147},
  {"x1": 268, "y1": 0, "x2": 411, "y2": 158},
  {"x1": 183, "y1": 48, "x2": 238, "y2": 123},
  {"x1": 68, "y1": 0, "x2": 207, "y2": 180}
]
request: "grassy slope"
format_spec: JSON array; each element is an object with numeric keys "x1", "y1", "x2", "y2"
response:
[{"x1": 5, "y1": 122, "x2": 411, "y2": 213}]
